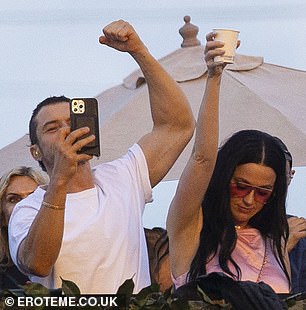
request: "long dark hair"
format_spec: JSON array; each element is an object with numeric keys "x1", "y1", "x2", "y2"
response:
[{"x1": 188, "y1": 130, "x2": 290, "y2": 283}]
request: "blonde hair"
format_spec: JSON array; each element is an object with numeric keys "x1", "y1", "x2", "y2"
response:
[{"x1": 0, "y1": 166, "x2": 49, "y2": 267}]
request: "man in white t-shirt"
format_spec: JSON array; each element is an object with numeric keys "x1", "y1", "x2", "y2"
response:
[{"x1": 8, "y1": 20, "x2": 195, "y2": 294}]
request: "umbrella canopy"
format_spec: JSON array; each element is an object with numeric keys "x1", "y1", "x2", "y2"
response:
[
  {"x1": 1, "y1": 17, "x2": 306, "y2": 179},
  {"x1": 92, "y1": 48, "x2": 306, "y2": 180}
]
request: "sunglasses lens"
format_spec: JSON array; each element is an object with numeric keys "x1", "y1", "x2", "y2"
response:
[
  {"x1": 230, "y1": 182, "x2": 272, "y2": 203},
  {"x1": 254, "y1": 189, "x2": 272, "y2": 203},
  {"x1": 230, "y1": 182, "x2": 251, "y2": 197}
]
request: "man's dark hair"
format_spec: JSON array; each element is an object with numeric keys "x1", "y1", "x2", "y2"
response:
[
  {"x1": 29, "y1": 96, "x2": 71, "y2": 171},
  {"x1": 273, "y1": 136, "x2": 293, "y2": 168}
]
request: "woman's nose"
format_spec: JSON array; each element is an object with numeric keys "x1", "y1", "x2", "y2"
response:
[{"x1": 243, "y1": 190, "x2": 256, "y2": 205}]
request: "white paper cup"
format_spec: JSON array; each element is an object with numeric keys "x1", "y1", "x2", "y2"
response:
[{"x1": 213, "y1": 28, "x2": 239, "y2": 63}]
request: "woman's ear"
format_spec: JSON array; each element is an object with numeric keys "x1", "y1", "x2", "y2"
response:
[{"x1": 30, "y1": 145, "x2": 42, "y2": 161}]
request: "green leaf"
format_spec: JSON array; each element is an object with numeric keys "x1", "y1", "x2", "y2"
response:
[
  {"x1": 134, "y1": 284, "x2": 160, "y2": 301},
  {"x1": 162, "y1": 286, "x2": 173, "y2": 300},
  {"x1": 170, "y1": 298, "x2": 191, "y2": 310},
  {"x1": 23, "y1": 282, "x2": 50, "y2": 296},
  {"x1": 0, "y1": 288, "x2": 26, "y2": 297},
  {"x1": 115, "y1": 278, "x2": 135, "y2": 308},
  {"x1": 116, "y1": 278, "x2": 135, "y2": 296},
  {"x1": 196, "y1": 285, "x2": 230, "y2": 308},
  {"x1": 61, "y1": 277, "x2": 81, "y2": 296},
  {"x1": 188, "y1": 300, "x2": 209, "y2": 309}
]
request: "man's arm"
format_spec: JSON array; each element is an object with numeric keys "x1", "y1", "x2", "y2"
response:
[
  {"x1": 288, "y1": 216, "x2": 306, "y2": 252},
  {"x1": 16, "y1": 127, "x2": 95, "y2": 276},
  {"x1": 99, "y1": 20, "x2": 195, "y2": 187}
]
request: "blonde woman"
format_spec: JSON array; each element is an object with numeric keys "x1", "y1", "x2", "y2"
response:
[{"x1": 0, "y1": 166, "x2": 48, "y2": 289}]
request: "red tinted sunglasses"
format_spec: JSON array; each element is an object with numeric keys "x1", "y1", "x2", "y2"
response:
[{"x1": 230, "y1": 181, "x2": 273, "y2": 204}]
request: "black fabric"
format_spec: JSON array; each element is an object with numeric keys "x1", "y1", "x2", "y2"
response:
[
  {"x1": 0, "y1": 265, "x2": 29, "y2": 290},
  {"x1": 287, "y1": 215, "x2": 306, "y2": 294},
  {"x1": 174, "y1": 272, "x2": 287, "y2": 310},
  {"x1": 289, "y1": 238, "x2": 306, "y2": 294}
]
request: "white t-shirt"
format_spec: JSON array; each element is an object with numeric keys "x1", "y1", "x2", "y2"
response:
[{"x1": 9, "y1": 144, "x2": 153, "y2": 294}]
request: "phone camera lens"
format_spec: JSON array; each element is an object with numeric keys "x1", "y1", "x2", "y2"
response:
[
  {"x1": 79, "y1": 105, "x2": 83, "y2": 109},
  {"x1": 73, "y1": 108, "x2": 78, "y2": 112}
]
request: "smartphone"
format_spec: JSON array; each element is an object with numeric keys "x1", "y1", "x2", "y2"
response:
[{"x1": 70, "y1": 98, "x2": 100, "y2": 157}]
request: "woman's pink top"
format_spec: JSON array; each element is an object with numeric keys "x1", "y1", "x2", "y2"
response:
[{"x1": 172, "y1": 228, "x2": 290, "y2": 293}]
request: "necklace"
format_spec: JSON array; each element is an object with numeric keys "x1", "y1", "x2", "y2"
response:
[
  {"x1": 234, "y1": 225, "x2": 249, "y2": 230},
  {"x1": 234, "y1": 226, "x2": 267, "y2": 283},
  {"x1": 256, "y1": 238, "x2": 267, "y2": 283}
]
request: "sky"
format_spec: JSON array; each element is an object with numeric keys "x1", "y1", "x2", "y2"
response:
[
  {"x1": 1, "y1": 0, "x2": 306, "y2": 148},
  {"x1": 1, "y1": 0, "x2": 306, "y2": 226}
]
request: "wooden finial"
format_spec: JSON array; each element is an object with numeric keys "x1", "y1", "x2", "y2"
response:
[{"x1": 179, "y1": 16, "x2": 201, "y2": 48}]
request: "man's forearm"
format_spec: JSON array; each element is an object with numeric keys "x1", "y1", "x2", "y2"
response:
[{"x1": 19, "y1": 182, "x2": 67, "y2": 277}]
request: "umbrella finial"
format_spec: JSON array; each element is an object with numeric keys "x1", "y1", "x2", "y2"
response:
[{"x1": 179, "y1": 16, "x2": 201, "y2": 48}]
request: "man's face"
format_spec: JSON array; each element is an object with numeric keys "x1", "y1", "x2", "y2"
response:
[
  {"x1": 34, "y1": 102, "x2": 71, "y2": 172},
  {"x1": 286, "y1": 160, "x2": 295, "y2": 186}
]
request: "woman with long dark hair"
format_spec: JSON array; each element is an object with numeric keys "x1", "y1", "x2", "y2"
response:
[{"x1": 167, "y1": 33, "x2": 290, "y2": 293}]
